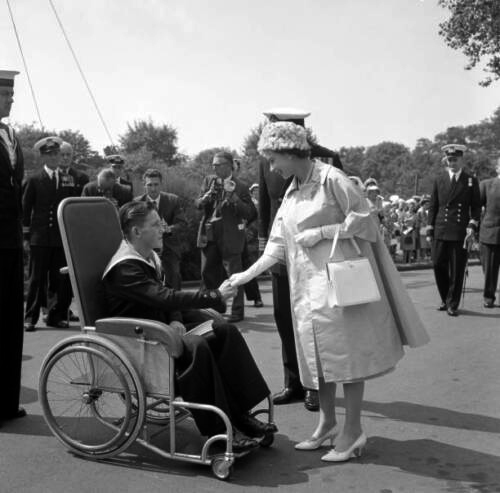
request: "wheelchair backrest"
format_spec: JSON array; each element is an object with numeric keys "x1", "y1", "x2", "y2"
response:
[{"x1": 58, "y1": 197, "x2": 123, "y2": 327}]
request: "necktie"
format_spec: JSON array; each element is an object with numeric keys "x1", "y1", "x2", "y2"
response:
[
  {"x1": 51, "y1": 171, "x2": 57, "y2": 189},
  {"x1": 149, "y1": 200, "x2": 158, "y2": 211},
  {"x1": 451, "y1": 174, "x2": 457, "y2": 186}
]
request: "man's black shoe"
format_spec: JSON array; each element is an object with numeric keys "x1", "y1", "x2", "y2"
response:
[
  {"x1": 232, "y1": 431, "x2": 259, "y2": 452},
  {"x1": 272, "y1": 387, "x2": 304, "y2": 405},
  {"x1": 437, "y1": 302, "x2": 447, "y2": 311},
  {"x1": 484, "y1": 301, "x2": 495, "y2": 308},
  {"x1": 447, "y1": 307, "x2": 459, "y2": 317},
  {"x1": 304, "y1": 390, "x2": 320, "y2": 412},
  {"x1": 226, "y1": 314, "x2": 243, "y2": 323},
  {"x1": 254, "y1": 300, "x2": 264, "y2": 308},
  {"x1": 46, "y1": 319, "x2": 70, "y2": 329},
  {"x1": 235, "y1": 413, "x2": 278, "y2": 438},
  {"x1": 0, "y1": 407, "x2": 27, "y2": 421},
  {"x1": 24, "y1": 323, "x2": 36, "y2": 332}
]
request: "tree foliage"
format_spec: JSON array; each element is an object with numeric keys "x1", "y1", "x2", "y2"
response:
[
  {"x1": 13, "y1": 123, "x2": 102, "y2": 175},
  {"x1": 119, "y1": 118, "x2": 180, "y2": 165},
  {"x1": 438, "y1": 0, "x2": 500, "y2": 86}
]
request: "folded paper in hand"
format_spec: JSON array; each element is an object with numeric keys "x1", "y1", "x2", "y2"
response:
[{"x1": 187, "y1": 320, "x2": 214, "y2": 337}]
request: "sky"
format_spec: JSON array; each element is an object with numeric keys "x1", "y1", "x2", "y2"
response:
[{"x1": 1, "y1": 0, "x2": 499, "y2": 156}]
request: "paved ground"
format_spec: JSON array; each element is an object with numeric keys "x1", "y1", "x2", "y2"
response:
[{"x1": 1, "y1": 265, "x2": 499, "y2": 493}]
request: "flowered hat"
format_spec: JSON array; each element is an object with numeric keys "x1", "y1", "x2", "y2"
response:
[{"x1": 257, "y1": 122, "x2": 310, "y2": 154}]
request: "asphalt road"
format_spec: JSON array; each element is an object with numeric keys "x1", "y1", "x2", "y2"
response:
[{"x1": 1, "y1": 265, "x2": 499, "y2": 493}]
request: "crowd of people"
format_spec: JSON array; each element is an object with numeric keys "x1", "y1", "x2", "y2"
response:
[{"x1": 2, "y1": 69, "x2": 500, "y2": 469}]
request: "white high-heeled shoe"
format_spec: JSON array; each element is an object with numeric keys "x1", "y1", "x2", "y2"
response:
[
  {"x1": 294, "y1": 424, "x2": 340, "y2": 450},
  {"x1": 321, "y1": 433, "x2": 367, "y2": 462}
]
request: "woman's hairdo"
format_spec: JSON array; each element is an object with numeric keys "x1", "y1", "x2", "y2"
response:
[
  {"x1": 119, "y1": 201, "x2": 155, "y2": 237},
  {"x1": 258, "y1": 122, "x2": 310, "y2": 155}
]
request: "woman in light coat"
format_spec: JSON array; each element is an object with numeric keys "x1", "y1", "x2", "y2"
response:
[{"x1": 229, "y1": 122, "x2": 429, "y2": 463}]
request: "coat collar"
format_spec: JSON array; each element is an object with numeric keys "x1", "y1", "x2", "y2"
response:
[
  {"x1": 102, "y1": 239, "x2": 162, "y2": 279},
  {"x1": 286, "y1": 160, "x2": 329, "y2": 197}
]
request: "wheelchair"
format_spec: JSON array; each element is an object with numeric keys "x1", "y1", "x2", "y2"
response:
[{"x1": 38, "y1": 197, "x2": 275, "y2": 480}]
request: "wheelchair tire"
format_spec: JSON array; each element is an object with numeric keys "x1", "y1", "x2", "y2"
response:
[
  {"x1": 211, "y1": 455, "x2": 233, "y2": 480},
  {"x1": 40, "y1": 343, "x2": 145, "y2": 459}
]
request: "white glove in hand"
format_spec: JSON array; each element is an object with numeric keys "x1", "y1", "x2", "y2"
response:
[
  {"x1": 219, "y1": 279, "x2": 237, "y2": 300},
  {"x1": 228, "y1": 254, "x2": 277, "y2": 286},
  {"x1": 294, "y1": 224, "x2": 341, "y2": 247}
]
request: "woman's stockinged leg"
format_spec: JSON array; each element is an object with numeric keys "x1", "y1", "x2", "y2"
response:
[
  {"x1": 335, "y1": 381, "x2": 365, "y2": 451},
  {"x1": 312, "y1": 377, "x2": 337, "y2": 438}
]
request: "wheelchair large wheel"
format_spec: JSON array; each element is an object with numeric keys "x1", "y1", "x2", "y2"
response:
[{"x1": 40, "y1": 344, "x2": 145, "y2": 459}]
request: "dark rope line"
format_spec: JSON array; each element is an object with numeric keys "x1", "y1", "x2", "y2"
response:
[
  {"x1": 6, "y1": 0, "x2": 45, "y2": 129},
  {"x1": 48, "y1": 0, "x2": 115, "y2": 148}
]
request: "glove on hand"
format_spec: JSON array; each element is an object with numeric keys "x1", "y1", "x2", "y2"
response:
[{"x1": 294, "y1": 224, "x2": 341, "y2": 248}]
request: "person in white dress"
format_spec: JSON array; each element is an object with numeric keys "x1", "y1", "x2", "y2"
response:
[{"x1": 229, "y1": 122, "x2": 429, "y2": 463}]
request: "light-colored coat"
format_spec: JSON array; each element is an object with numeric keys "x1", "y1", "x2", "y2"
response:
[{"x1": 265, "y1": 161, "x2": 429, "y2": 389}]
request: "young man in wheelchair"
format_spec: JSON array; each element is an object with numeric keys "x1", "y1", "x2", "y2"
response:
[{"x1": 101, "y1": 201, "x2": 277, "y2": 451}]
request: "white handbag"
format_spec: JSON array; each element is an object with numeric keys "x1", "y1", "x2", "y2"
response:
[{"x1": 326, "y1": 231, "x2": 381, "y2": 307}]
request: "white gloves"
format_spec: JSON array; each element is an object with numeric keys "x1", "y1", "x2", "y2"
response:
[
  {"x1": 294, "y1": 224, "x2": 341, "y2": 248},
  {"x1": 229, "y1": 254, "x2": 277, "y2": 287}
]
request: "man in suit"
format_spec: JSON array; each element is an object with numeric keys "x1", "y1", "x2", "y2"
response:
[
  {"x1": 427, "y1": 144, "x2": 481, "y2": 316},
  {"x1": 479, "y1": 157, "x2": 500, "y2": 308},
  {"x1": 196, "y1": 151, "x2": 256, "y2": 323},
  {"x1": 135, "y1": 168, "x2": 187, "y2": 289},
  {"x1": 23, "y1": 136, "x2": 73, "y2": 331},
  {"x1": 102, "y1": 201, "x2": 275, "y2": 450},
  {"x1": 259, "y1": 108, "x2": 343, "y2": 412},
  {"x1": 59, "y1": 141, "x2": 90, "y2": 195},
  {"x1": 106, "y1": 154, "x2": 133, "y2": 194},
  {"x1": 82, "y1": 168, "x2": 133, "y2": 207},
  {"x1": 0, "y1": 69, "x2": 26, "y2": 422},
  {"x1": 55, "y1": 141, "x2": 90, "y2": 322}
]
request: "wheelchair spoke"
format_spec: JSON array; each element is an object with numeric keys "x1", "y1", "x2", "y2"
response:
[{"x1": 40, "y1": 343, "x2": 145, "y2": 458}]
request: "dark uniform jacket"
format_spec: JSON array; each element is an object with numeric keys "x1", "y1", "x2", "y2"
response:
[
  {"x1": 102, "y1": 241, "x2": 225, "y2": 323},
  {"x1": 22, "y1": 168, "x2": 72, "y2": 247},
  {"x1": 0, "y1": 127, "x2": 24, "y2": 249},
  {"x1": 82, "y1": 181, "x2": 133, "y2": 207},
  {"x1": 195, "y1": 175, "x2": 256, "y2": 255},
  {"x1": 136, "y1": 192, "x2": 187, "y2": 257},
  {"x1": 59, "y1": 167, "x2": 90, "y2": 197},
  {"x1": 428, "y1": 169, "x2": 481, "y2": 242},
  {"x1": 479, "y1": 177, "x2": 500, "y2": 245}
]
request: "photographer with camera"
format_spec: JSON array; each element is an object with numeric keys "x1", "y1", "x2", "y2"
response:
[{"x1": 195, "y1": 151, "x2": 256, "y2": 323}]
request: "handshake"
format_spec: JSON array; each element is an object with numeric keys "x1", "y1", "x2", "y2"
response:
[{"x1": 218, "y1": 273, "x2": 248, "y2": 300}]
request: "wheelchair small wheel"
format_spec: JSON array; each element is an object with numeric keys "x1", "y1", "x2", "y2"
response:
[
  {"x1": 260, "y1": 432, "x2": 274, "y2": 448},
  {"x1": 211, "y1": 455, "x2": 233, "y2": 480},
  {"x1": 40, "y1": 344, "x2": 145, "y2": 458}
]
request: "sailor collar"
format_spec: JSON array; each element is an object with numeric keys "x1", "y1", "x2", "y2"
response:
[{"x1": 102, "y1": 239, "x2": 162, "y2": 279}]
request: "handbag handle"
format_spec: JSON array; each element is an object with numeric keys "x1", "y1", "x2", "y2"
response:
[{"x1": 329, "y1": 228, "x2": 362, "y2": 261}]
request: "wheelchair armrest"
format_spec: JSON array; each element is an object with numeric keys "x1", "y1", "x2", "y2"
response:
[{"x1": 95, "y1": 317, "x2": 184, "y2": 358}]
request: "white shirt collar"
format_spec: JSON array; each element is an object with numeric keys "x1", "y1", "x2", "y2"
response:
[
  {"x1": 448, "y1": 168, "x2": 462, "y2": 180},
  {"x1": 147, "y1": 195, "x2": 160, "y2": 206},
  {"x1": 44, "y1": 165, "x2": 60, "y2": 187},
  {"x1": 44, "y1": 165, "x2": 55, "y2": 178}
]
